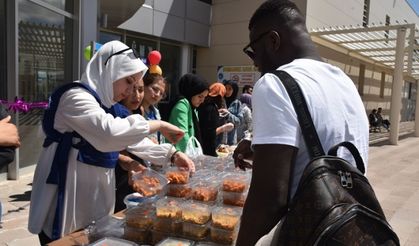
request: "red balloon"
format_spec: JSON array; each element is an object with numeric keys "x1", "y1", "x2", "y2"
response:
[{"x1": 148, "y1": 50, "x2": 161, "y2": 65}]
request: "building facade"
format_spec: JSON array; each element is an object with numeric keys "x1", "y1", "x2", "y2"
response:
[{"x1": 197, "y1": 0, "x2": 418, "y2": 122}]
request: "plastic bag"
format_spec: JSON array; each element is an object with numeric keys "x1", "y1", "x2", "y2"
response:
[{"x1": 185, "y1": 136, "x2": 203, "y2": 159}]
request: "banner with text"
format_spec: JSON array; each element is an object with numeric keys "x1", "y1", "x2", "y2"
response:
[{"x1": 217, "y1": 65, "x2": 261, "y2": 87}]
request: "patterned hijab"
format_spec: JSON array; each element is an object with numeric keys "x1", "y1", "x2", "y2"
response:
[{"x1": 80, "y1": 40, "x2": 148, "y2": 108}]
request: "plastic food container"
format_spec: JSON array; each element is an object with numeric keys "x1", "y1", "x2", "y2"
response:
[
  {"x1": 153, "y1": 217, "x2": 182, "y2": 234},
  {"x1": 155, "y1": 237, "x2": 194, "y2": 246},
  {"x1": 210, "y1": 225, "x2": 238, "y2": 245},
  {"x1": 222, "y1": 190, "x2": 248, "y2": 207},
  {"x1": 151, "y1": 229, "x2": 172, "y2": 245},
  {"x1": 194, "y1": 242, "x2": 223, "y2": 246},
  {"x1": 182, "y1": 221, "x2": 209, "y2": 240},
  {"x1": 125, "y1": 204, "x2": 155, "y2": 229},
  {"x1": 216, "y1": 144, "x2": 231, "y2": 158},
  {"x1": 88, "y1": 236, "x2": 138, "y2": 246},
  {"x1": 123, "y1": 225, "x2": 150, "y2": 244},
  {"x1": 123, "y1": 192, "x2": 158, "y2": 209},
  {"x1": 155, "y1": 197, "x2": 183, "y2": 219},
  {"x1": 181, "y1": 201, "x2": 211, "y2": 225},
  {"x1": 191, "y1": 181, "x2": 219, "y2": 202},
  {"x1": 211, "y1": 206, "x2": 242, "y2": 231},
  {"x1": 222, "y1": 173, "x2": 249, "y2": 193},
  {"x1": 131, "y1": 168, "x2": 169, "y2": 197},
  {"x1": 166, "y1": 183, "x2": 192, "y2": 198},
  {"x1": 86, "y1": 215, "x2": 125, "y2": 242},
  {"x1": 165, "y1": 167, "x2": 190, "y2": 184}
]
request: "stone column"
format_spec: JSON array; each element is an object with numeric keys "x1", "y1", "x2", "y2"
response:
[{"x1": 389, "y1": 27, "x2": 407, "y2": 145}]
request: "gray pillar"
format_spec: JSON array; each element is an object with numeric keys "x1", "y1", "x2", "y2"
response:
[
  {"x1": 389, "y1": 27, "x2": 406, "y2": 145},
  {"x1": 415, "y1": 80, "x2": 419, "y2": 137},
  {"x1": 6, "y1": 0, "x2": 19, "y2": 180},
  {"x1": 79, "y1": 0, "x2": 99, "y2": 74}
]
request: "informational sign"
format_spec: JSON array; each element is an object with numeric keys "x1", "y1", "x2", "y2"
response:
[{"x1": 217, "y1": 66, "x2": 261, "y2": 87}]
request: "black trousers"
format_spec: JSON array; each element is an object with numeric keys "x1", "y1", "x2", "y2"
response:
[
  {"x1": 38, "y1": 230, "x2": 53, "y2": 245},
  {"x1": 114, "y1": 164, "x2": 135, "y2": 213}
]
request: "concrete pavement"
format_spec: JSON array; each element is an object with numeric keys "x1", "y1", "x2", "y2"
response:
[
  {"x1": 0, "y1": 173, "x2": 37, "y2": 246},
  {"x1": 0, "y1": 125, "x2": 418, "y2": 245}
]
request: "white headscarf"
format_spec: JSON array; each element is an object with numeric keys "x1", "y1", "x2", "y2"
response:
[{"x1": 80, "y1": 40, "x2": 148, "y2": 108}]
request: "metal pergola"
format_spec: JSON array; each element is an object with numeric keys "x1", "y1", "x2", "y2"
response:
[{"x1": 310, "y1": 23, "x2": 419, "y2": 144}]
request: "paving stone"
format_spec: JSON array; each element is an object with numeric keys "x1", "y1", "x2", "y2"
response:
[{"x1": 7, "y1": 236, "x2": 40, "y2": 246}]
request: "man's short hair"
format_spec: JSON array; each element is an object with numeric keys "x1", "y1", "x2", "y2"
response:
[{"x1": 249, "y1": 0, "x2": 304, "y2": 30}]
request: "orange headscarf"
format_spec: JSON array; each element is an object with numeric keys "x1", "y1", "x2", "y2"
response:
[{"x1": 208, "y1": 82, "x2": 226, "y2": 97}]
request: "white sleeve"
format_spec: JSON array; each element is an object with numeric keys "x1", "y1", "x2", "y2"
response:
[
  {"x1": 55, "y1": 88, "x2": 151, "y2": 152},
  {"x1": 126, "y1": 137, "x2": 176, "y2": 166},
  {"x1": 252, "y1": 73, "x2": 300, "y2": 147}
]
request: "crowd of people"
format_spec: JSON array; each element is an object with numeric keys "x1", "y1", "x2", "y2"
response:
[
  {"x1": 0, "y1": 0, "x2": 381, "y2": 245},
  {"x1": 14, "y1": 39, "x2": 253, "y2": 244}
]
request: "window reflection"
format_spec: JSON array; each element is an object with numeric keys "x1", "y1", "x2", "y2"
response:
[
  {"x1": 18, "y1": 0, "x2": 73, "y2": 168},
  {"x1": 38, "y1": 0, "x2": 67, "y2": 12}
]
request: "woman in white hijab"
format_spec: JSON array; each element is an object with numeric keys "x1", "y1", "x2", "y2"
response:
[{"x1": 28, "y1": 41, "x2": 186, "y2": 244}]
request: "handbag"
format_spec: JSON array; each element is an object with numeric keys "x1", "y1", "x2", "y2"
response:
[
  {"x1": 271, "y1": 70, "x2": 399, "y2": 245},
  {"x1": 185, "y1": 136, "x2": 203, "y2": 158}
]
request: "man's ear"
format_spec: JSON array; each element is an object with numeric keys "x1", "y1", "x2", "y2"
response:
[{"x1": 271, "y1": 31, "x2": 281, "y2": 51}]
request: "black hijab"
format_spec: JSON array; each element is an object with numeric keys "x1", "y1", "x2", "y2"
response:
[
  {"x1": 171, "y1": 73, "x2": 209, "y2": 143},
  {"x1": 224, "y1": 80, "x2": 239, "y2": 108}
]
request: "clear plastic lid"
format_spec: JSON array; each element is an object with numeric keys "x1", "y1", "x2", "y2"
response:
[
  {"x1": 222, "y1": 190, "x2": 248, "y2": 207},
  {"x1": 181, "y1": 200, "x2": 211, "y2": 224},
  {"x1": 88, "y1": 237, "x2": 138, "y2": 246},
  {"x1": 123, "y1": 192, "x2": 158, "y2": 209},
  {"x1": 155, "y1": 197, "x2": 183, "y2": 219},
  {"x1": 182, "y1": 221, "x2": 210, "y2": 240},
  {"x1": 125, "y1": 202, "x2": 155, "y2": 229},
  {"x1": 131, "y1": 168, "x2": 169, "y2": 197},
  {"x1": 191, "y1": 180, "x2": 219, "y2": 202},
  {"x1": 153, "y1": 217, "x2": 182, "y2": 234},
  {"x1": 211, "y1": 205, "x2": 242, "y2": 231},
  {"x1": 155, "y1": 237, "x2": 194, "y2": 246},
  {"x1": 165, "y1": 166, "x2": 190, "y2": 184},
  {"x1": 210, "y1": 224, "x2": 238, "y2": 245},
  {"x1": 221, "y1": 172, "x2": 250, "y2": 193},
  {"x1": 166, "y1": 183, "x2": 192, "y2": 198}
]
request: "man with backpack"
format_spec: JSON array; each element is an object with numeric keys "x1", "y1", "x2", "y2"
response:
[{"x1": 233, "y1": 1, "x2": 371, "y2": 245}]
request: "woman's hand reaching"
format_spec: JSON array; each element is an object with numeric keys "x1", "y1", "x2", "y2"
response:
[
  {"x1": 221, "y1": 123, "x2": 234, "y2": 133},
  {"x1": 149, "y1": 120, "x2": 185, "y2": 144},
  {"x1": 171, "y1": 151, "x2": 195, "y2": 173}
]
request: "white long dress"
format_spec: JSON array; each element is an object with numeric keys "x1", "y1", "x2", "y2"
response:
[{"x1": 28, "y1": 88, "x2": 172, "y2": 238}]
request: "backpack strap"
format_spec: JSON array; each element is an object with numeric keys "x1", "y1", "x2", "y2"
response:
[
  {"x1": 327, "y1": 141, "x2": 366, "y2": 174},
  {"x1": 270, "y1": 70, "x2": 325, "y2": 158}
]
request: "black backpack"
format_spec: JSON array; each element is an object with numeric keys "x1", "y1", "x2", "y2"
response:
[{"x1": 272, "y1": 71, "x2": 400, "y2": 246}]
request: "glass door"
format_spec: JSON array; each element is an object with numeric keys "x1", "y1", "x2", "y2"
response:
[{"x1": 17, "y1": 0, "x2": 74, "y2": 168}]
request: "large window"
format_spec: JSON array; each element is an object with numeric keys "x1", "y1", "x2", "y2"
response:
[
  {"x1": 99, "y1": 31, "x2": 122, "y2": 44},
  {"x1": 0, "y1": 0, "x2": 6, "y2": 99},
  {"x1": 17, "y1": 0, "x2": 74, "y2": 168},
  {"x1": 159, "y1": 42, "x2": 181, "y2": 102},
  {"x1": 0, "y1": 0, "x2": 7, "y2": 174},
  {"x1": 126, "y1": 36, "x2": 157, "y2": 61}
]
